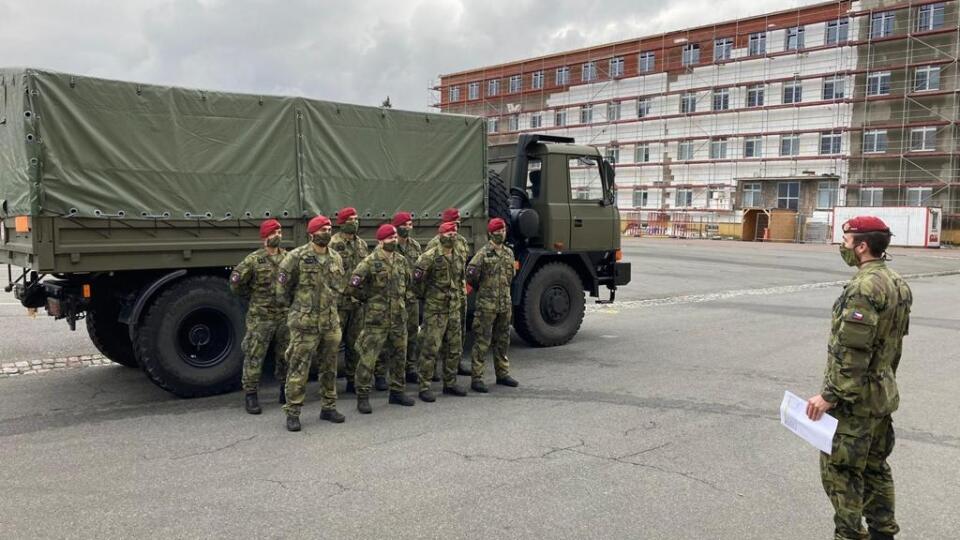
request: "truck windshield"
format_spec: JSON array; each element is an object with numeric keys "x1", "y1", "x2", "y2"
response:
[{"x1": 569, "y1": 156, "x2": 604, "y2": 201}]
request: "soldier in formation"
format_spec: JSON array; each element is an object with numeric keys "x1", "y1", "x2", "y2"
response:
[
  {"x1": 330, "y1": 207, "x2": 369, "y2": 394},
  {"x1": 392, "y1": 212, "x2": 424, "y2": 384}
]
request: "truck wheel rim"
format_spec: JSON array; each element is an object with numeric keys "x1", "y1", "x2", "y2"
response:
[
  {"x1": 175, "y1": 308, "x2": 234, "y2": 368},
  {"x1": 540, "y1": 285, "x2": 570, "y2": 324}
]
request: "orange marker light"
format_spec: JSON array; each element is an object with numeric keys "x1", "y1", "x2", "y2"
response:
[
  {"x1": 82, "y1": 284, "x2": 92, "y2": 299},
  {"x1": 615, "y1": 249, "x2": 623, "y2": 261},
  {"x1": 15, "y1": 216, "x2": 30, "y2": 233}
]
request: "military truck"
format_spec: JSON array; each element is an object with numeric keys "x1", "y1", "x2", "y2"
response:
[{"x1": 0, "y1": 69, "x2": 629, "y2": 397}]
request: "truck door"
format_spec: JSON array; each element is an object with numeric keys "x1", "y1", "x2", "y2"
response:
[{"x1": 566, "y1": 155, "x2": 614, "y2": 251}]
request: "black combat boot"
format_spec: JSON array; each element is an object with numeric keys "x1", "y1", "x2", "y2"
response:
[
  {"x1": 405, "y1": 371, "x2": 419, "y2": 384},
  {"x1": 344, "y1": 380, "x2": 356, "y2": 394},
  {"x1": 496, "y1": 375, "x2": 519, "y2": 387},
  {"x1": 868, "y1": 530, "x2": 895, "y2": 540},
  {"x1": 443, "y1": 384, "x2": 467, "y2": 397},
  {"x1": 357, "y1": 396, "x2": 372, "y2": 414},
  {"x1": 471, "y1": 379, "x2": 488, "y2": 393},
  {"x1": 389, "y1": 391, "x2": 415, "y2": 406},
  {"x1": 419, "y1": 389, "x2": 436, "y2": 403},
  {"x1": 457, "y1": 363, "x2": 472, "y2": 376},
  {"x1": 278, "y1": 384, "x2": 286, "y2": 405},
  {"x1": 374, "y1": 376, "x2": 388, "y2": 391},
  {"x1": 286, "y1": 415, "x2": 301, "y2": 432},
  {"x1": 320, "y1": 409, "x2": 346, "y2": 423},
  {"x1": 245, "y1": 392, "x2": 262, "y2": 415}
]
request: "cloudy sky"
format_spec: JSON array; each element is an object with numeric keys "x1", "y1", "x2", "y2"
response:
[{"x1": 2, "y1": 0, "x2": 813, "y2": 111}]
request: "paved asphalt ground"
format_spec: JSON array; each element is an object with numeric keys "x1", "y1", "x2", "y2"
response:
[{"x1": 1, "y1": 239, "x2": 958, "y2": 539}]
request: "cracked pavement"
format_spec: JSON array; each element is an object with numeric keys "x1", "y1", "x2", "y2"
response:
[{"x1": 1, "y1": 239, "x2": 958, "y2": 538}]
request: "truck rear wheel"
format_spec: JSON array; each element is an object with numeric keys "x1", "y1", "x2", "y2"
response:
[
  {"x1": 85, "y1": 306, "x2": 139, "y2": 368},
  {"x1": 514, "y1": 262, "x2": 585, "y2": 347},
  {"x1": 135, "y1": 275, "x2": 244, "y2": 397},
  {"x1": 487, "y1": 169, "x2": 510, "y2": 222}
]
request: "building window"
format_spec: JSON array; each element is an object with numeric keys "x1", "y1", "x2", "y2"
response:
[
  {"x1": 712, "y1": 88, "x2": 729, "y2": 111},
  {"x1": 748, "y1": 32, "x2": 767, "y2": 55},
  {"x1": 825, "y1": 18, "x2": 850, "y2": 44},
  {"x1": 639, "y1": 52, "x2": 655, "y2": 73},
  {"x1": 609, "y1": 56, "x2": 624, "y2": 77},
  {"x1": 914, "y1": 66, "x2": 941, "y2": 92},
  {"x1": 916, "y1": 3, "x2": 945, "y2": 31},
  {"x1": 487, "y1": 79, "x2": 500, "y2": 97},
  {"x1": 871, "y1": 12, "x2": 895, "y2": 39},
  {"x1": 906, "y1": 187, "x2": 932, "y2": 206},
  {"x1": 714, "y1": 38, "x2": 733, "y2": 61},
  {"x1": 487, "y1": 118, "x2": 499, "y2": 134},
  {"x1": 633, "y1": 189, "x2": 649, "y2": 208},
  {"x1": 637, "y1": 98, "x2": 652, "y2": 118},
  {"x1": 509, "y1": 75, "x2": 521, "y2": 94},
  {"x1": 777, "y1": 182, "x2": 800, "y2": 210},
  {"x1": 554, "y1": 109, "x2": 567, "y2": 127},
  {"x1": 468, "y1": 82, "x2": 480, "y2": 100},
  {"x1": 681, "y1": 92, "x2": 697, "y2": 113},
  {"x1": 817, "y1": 181, "x2": 838, "y2": 209},
  {"x1": 783, "y1": 80, "x2": 802, "y2": 104},
  {"x1": 863, "y1": 130, "x2": 888, "y2": 153},
  {"x1": 678, "y1": 141, "x2": 694, "y2": 160},
  {"x1": 607, "y1": 101, "x2": 621, "y2": 122},
  {"x1": 823, "y1": 76, "x2": 845, "y2": 100},
  {"x1": 744, "y1": 136, "x2": 762, "y2": 158},
  {"x1": 507, "y1": 115, "x2": 519, "y2": 132},
  {"x1": 785, "y1": 26, "x2": 805, "y2": 50},
  {"x1": 582, "y1": 61, "x2": 597, "y2": 82},
  {"x1": 635, "y1": 145, "x2": 650, "y2": 163},
  {"x1": 747, "y1": 84, "x2": 765, "y2": 107},
  {"x1": 530, "y1": 113, "x2": 543, "y2": 129},
  {"x1": 742, "y1": 182, "x2": 762, "y2": 207},
  {"x1": 862, "y1": 187, "x2": 883, "y2": 207},
  {"x1": 555, "y1": 66, "x2": 570, "y2": 86},
  {"x1": 579, "y1": 104, "x2": 593, "y2": 124},
  {"x1": 531, "y1": 70, "x2": 544, "y2": 90},
  {"x1": 820, "y1": 132, "x2": 841, "y2": 155},
  {"x1": 910, "y1": 127, "x2": 937, "y2": 151},
  {"x1": 682, "y1": 44, "x2": 701, "y2": 67},
  {"x1": 605, "y1": 146, "x2": 620, "y2": 164},
  {"x1": 448, "y1": 86, "x2": 460, "y2": 102},
  {"x1": 780, "y1": 134, "x2": 800, "y2": 156},
  {"x1": 867, "y1": 72, "x2": 892, "y2": 96},
  {"x1": 675, "y1": 189, "x2": 693, "y2": 207},
  {"x1": 709, "y1": 138, "x2": 728, "y2": 159}
]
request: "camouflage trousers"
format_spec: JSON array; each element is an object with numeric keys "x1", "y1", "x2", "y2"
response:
[
  {"x1": 240, "y1": 315, "x2": 289, "y2": 393},
  {"x1": 404, "y1": 298, "x2": 421, "y2": 374},
  {"x1": 339, "y1": 303, "x2": 363, "y2": 379},
  {"x1": 283, "y1": 326, "x2": 341, "y2": 417},
  {"x1": 356, "y1": 322, "x2": 407, "y2": 396},
  {"x1": 820, "y1": 413, "x2": 898, "y2": 540},
  {"x1": 418, "y1": 307, "x2": 462, "y2": 392},
  {"x1": 470, "y1": 308, "x2": 511, "y2": 380}
]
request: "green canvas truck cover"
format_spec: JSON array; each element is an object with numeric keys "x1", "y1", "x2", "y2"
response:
[{"x1": 0, "y1": 68, "x2": 486, "y2": 220}]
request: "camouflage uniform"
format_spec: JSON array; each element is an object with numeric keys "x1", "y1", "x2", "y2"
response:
[
  {"x1": 275, "y1": 244, "x2": 345, "y2": 417},
  {"x1": 820, "y1": 260, "x2": 912, "y2": 540},
  {"x1": 413, "y1": 244, "x2": 465, "y2": 392},
  {"x1": 347, "y1": 246, "x2": 409, "y2": 396},
  {"x1": 392, "y1": 236, "x2": 424, "y2": 376},
  {"x1": 230, "y1": 247, "x2": 289, "y2": 393},
  {"x1": 467, "y1": 241, "x2": 515, "y2": 380},
  {"x1": 330, "y1": 231, "x2": 369, "y2": 379}
]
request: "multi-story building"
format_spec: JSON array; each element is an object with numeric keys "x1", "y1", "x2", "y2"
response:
[{"x1": 435, "y1": 0, "x2": 959, "y2": 241}]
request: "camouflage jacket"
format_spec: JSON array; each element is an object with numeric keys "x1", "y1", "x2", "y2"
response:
[
  {"x1": 821, "y1": 260, "x2": 912, "y2": 418},
  {"x1": 347, "y1": 246, "x2": 408, "y2": 328},
  {"x1": 397, "y1": 237, "x2": 423, "y2": 301},
  {"x1": 275, "y1": 244, "x2": 344, "y2": 333},
  {"x1": 426, "y1": 232, "x2": 469, "y2": 267},
  {"x1": 466, "y1": 242, "x2": 515, "y2": 313},
  {"x1": 413, "y1": 245, "x2": 464, "y2": 312},
  {"x1": 230, "y1": 247, "x2": 288, "y2": 319},
  {"x1": 329, "y1": 231, "x2": 369, "y2": 308}
]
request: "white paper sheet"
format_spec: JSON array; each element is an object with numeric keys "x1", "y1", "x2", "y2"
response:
[{"x1": 780, "y1": 391, "x2": 838, "y2": 454}]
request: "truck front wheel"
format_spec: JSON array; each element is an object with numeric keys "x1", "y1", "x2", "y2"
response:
[
  {"x1": 514, "y1": 262, "x2": 585, "y2": 347},
  {"x1": 135, "y1": 276, "x2": 244, "y2": 397}
]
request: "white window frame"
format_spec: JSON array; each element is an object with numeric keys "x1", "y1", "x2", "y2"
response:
[
  {"x1": 785, "y1": 26, "x2": 805, "y2": 50},
  {"x1": 783, "y1": 80, "x2": 802, "y2": 104},
  {"x1": 714, "y1": 38, "x2": 733, "y2": 61},
  {"x1": 509, "y1": 75, "x2": 522, "y2": 94},
  {"x1": 709, "y1": 138, "x2": 728, "y2": 159},
  {"x1": 867, "y1": 72, "x2": 891, "y2": 96},
  {"x1": 554, "y1": 109, "x2": 566, "y2": 127},
  {"x1": 712, "y1": 88, "x2": 729, "y2": 111},
  {"x1": 487, "y1": 79, "x2": 499, "y2": 97},
  {"x1": 823, "y1": 76, "x2": 845, "y2": 100},
  {"x1": 914, "y1": 65, "x2": 941, "y2": 92},
  {"x1": 819, "y1": 132, "x2": 842, "y2": 155},
  {"x1": 742, "y1": 182, "x2": 762, "y2": 208},
  {"x1": 825, "y1": 19, "x2": 849, "y2": 45},
  {"x1": 871, "y1": 12, "x2": 895, "y2": 39},
  {"x1": 448, "y1": 86, "x2": 460, "y2": 102},
  {"x1": 530, "y1": 113, "x2": 543, "y2": 129},
  {"x1": 637, "y1": 98, "x2": 652, "y2": 118},
  {"x1": 633, "y1": 189, "x2": 649, "y2": 208},
  {"x1": 579, "y1": 104, "x2": 593, "y2": 124},
  {"x1": 863, "y1": 130, "x2": 888, "y2": 153},
  {"x1": 681, "y1": 92, "x2": 697, "y2": 113},
  {"x1": 507, "y1": 115, "x2": 519, "y2": 132},
  {"x1": 531, "y1": 70, "x2": 543, "y2": 90},
  {"x1": 605, "y1": 146, "x2": 620, "y2": 164},
  {"x1": 817, "y1": 181, "x2": 838, "y2": 209},
  {"x1": 607, "y1": 101, "x2": 621, "y2": 122},
  {"x1": 744, "y1": 136, "x2": 762, "y2": 158},
  {"x1": 639, "y1": 52, "x2": 655, "y2": 73},
  {"x1": 675, "y1": 189, "x2": 693, "y2": 208},
  {"x1": 777, "y1": 181, "x2": 800, "y2": 210},
  {"x1": 635, "y1": 144, "x2": 650, "y2": 163},
  {"x1": 555, "y1": 66, "x2": 569, "y2": 86},
  {"x1": 748, "y1": 32, "x2": 766, "y2": 55},
  {"x1": 906, "y1": 187, "x2": 932, "y2": 206},
  {"x1": 678, "y1": 141, "x2": 694, "y2": 160},
  {"x1": 681, "y1": 44, "x2": 701, "y2": 67},
  {"x1": 467, "y1": 82, "x2": 480, "y2": 100},
  {"x1": 582, "y1": 61, "x2": 597, "y2": 82},
  {"x1": 609, "y1": 56, "x2": 624, "y2": 78},
  {"x1": 487, "y1": 117, "x2": 499, "y2": 134},
  {"x1": 916, "y1": 3, "x2": 945, "y2": 32},
  {"x1": 780, "y1": 134, "x2": 800, "y2": 156},
  {"x1": 861, "y1": 187, "x2": 883, "y2": 207},
  {"x1": 747, "y1": 84, "x2": 765, "y2": 107},
  {"x1": 910, "y1": 127, "x2": 937, "y2": 151}
]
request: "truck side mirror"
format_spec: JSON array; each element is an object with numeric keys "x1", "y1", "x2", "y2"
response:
[{"x1": 601, "y1": 160, "x2": 616, "y2": 206}]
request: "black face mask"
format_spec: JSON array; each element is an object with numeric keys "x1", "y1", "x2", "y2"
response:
[
  {"x1": 312, "y1": 232, "x2": 332, "y2": 246},
  {"x1": 397, "y1": 227, "x2": 411, "y2": 238},
  {"x1": 341, "y1": 221, "x2": 359, "y2": 234},
  {"x1": 266, "y1": 236, "x2": 282, "y2": 248},
  {"x1": 440, "y1": 236, "x2": 455, "y2": 248}
]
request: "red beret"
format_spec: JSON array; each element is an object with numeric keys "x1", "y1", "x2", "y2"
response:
[
  {"x1": 376, "y1": 224, "x2": 397, "y2": 241},
  {"x1": 392, "y1": 211, "x2": 412, "y2": 228},
  {"x1": 307, "y1": 215, "x2": 331, "y2": 234},
  {"x1": 439, "y1": 221, "x2": 458, "y2": 234},
  {"x1": 488, "y1": 218, "x2": 506, "y2": 233},
  {"x1": 843, "y1": 216, "x2": 890, "y2": 234},
  {"x1": 259, "y1": 219, "x2": 281, "y2": 239},
  {"x1": 336, "y1": 207, "x2": 358, "y2": 225},
  {"x1": 441, "y1": 208, "x2": 461, "y2": 222}
]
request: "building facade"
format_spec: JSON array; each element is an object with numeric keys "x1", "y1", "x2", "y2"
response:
[{"x1": 436, "y1": 0, "x2": 959, "y2": 241}]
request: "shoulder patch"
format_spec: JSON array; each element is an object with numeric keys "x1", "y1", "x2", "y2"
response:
[
  {"x1": 466, "y1": 265, "x2": 478, "y2": 277},
  {"x1": 257, "y1": 257, "x2": 266, "y2": 264},
  {"x1": 851, "y1": 311, "x2": 864, "y2": 321},
  {"x1": 304, "y1": 255, "x2": 319, "y2": 264},
  {"x1": 350, "y1": 275, "x2": 363, "y2": 288},
  {"x1": 413, "y1": 268, "x2": 425, "y2": 281},
  {"x1": 230, "y1": 271, "x2": 241, "y2": 283},
  {"x1": 277, "y1": 272, "x2": 289, "y2": 284}
]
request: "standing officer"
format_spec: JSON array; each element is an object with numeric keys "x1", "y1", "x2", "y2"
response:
[
  {"x1": 426, "y1": 207, "x2": 471, "y2": 377},
  {"x1": 466, "y1": 218, "x2": 519, "y2": 392},
  {"x1": 413, "y1": 221, "x2": 468, "y2": 402},
  {"x1": 230, "y1": 218, "x2": 289, "y2": 415},
  {"x1": 330, "y1": 206, "x2": 368, "y2": 394},
  {"x1": 275, "y1": 215, "x2": 346, "y2": 431},
  {"x1": 806, "y1": 216, "x2": 912, "y2": 540},
  {"x1": 347, "y1": 224, "x2": 415, "y2": 414},
  {"x1": 393, "y1": 211, "x2": 424, "y2": 383}
]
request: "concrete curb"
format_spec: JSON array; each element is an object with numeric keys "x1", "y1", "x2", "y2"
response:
[{"x1": 0, "y1": 354, "x2": 111, "y2": 378}]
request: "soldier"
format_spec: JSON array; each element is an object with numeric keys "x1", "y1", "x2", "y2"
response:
[
  {"x1": 346, "y1": 224, "x2": 415, "y2": 413},
  {"x1": 414, "y1": 221, "x2": 468, "y2": 402},
  {"x1": 806, "y1": 216, "x2": 912, "y2": 540},
  {"x1": 466, "y1": 218, "x2": 519, "y2": 392},
  {"x1": 275, "y1": 215, "x2": 346, "y2": 431},
  {"x1": 230, "y1": 218, "x2": 290, "y2": 415},
  {"x1": 392, "y1": 211, "x2": 424, "y2": 383},
  {"x1": 426, "y1": 207, "x2": 471, "y2": 378},
  {"x1": 329, "y1": 206, "x2": 369, "y2": 394}
]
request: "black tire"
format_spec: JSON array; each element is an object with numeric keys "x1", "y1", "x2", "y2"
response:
[
  {"x1": 487, "y1": 169, "x2": 510, "y2": 222},
  {"x1": 86, "y1": 306, "x2": 139, "y2": 368},
  {"x1": 513, "y1": 262, "x2": 585, "y2": 347},
  {"x1": 135, "y1": 275, "x2": 245, "y2": 398}
]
